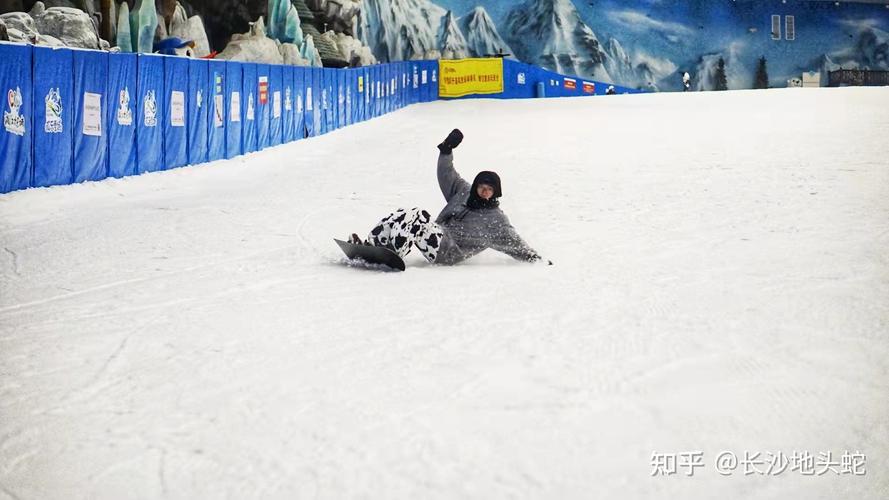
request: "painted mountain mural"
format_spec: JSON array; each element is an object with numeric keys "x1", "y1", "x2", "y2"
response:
[
  {"x1": 355, "y1": 0, "x2": 889, "y2": 91},
  {"x1": 502, "y1": 0, "x2": 611, "y2": 81}
]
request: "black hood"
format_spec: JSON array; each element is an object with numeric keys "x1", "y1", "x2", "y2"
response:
[{"x1": 467, "y1": 171, "x2": 502, "y2": 209}]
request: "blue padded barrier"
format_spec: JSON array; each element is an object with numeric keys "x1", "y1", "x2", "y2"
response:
[
  {"x1": 187, "y1": 58, "x2": 210, "y2": 166},
  {"x1": 241, "y1": 63, "x2": 257, "y2": 153},
  {"x1": 72, "y1": 49, "x2": 109, "y2": 182},
  {"x1": 136, "y1": 54, "x2": 165, "y2": 173},
  {"x1": 163, "y1": 55, "x2": 189, "y2": 169},
  {"x1": 33, "y1": 46, "x2": 73, "y2": 187},
  {"x1": 294, "y1": 66, "x2": 306, "y2": 139},
  {"x1": 207, "y1": 59, "x2": 226, "y2": 161},
  {"x1": 224, "y1": 60, "x2": 242, "y2": 159},
  {"x1": 256, "y1": 64, "x2": 270, "y2": 150},
  {"x1": 106, "y1": 52, "x2": 138, "y2": 178},
  {"x1": 0, "y1": 43, "x2": 32, "y2": 193}
]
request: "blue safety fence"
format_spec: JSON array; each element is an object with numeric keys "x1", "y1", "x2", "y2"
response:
[
  {"x1": 208, "y1": 59, "x2": 226, "y2": 162},
  {"x1": 164, "y1": 55, "x2": 188, "y2": 169},
  {"x1": 137, "y1": 53, "x2": 164, "y2": 174},
  {"x1": 256, "y1": 64, "x2": 270, "y2": 150},
  {"x1": 224, "y1": 60, "x2": 242, "y2": 159},
  {"x1": 33, "y1": 46, "x2": 73, "y2": 187},
  {"x1": 107, "y1": 52, "x2": 137, "y2": 178},
  {"x1": 73, "y1": 49, "x2": 108, "y2": 183},
  {"x1": 242, "y1": 63, "x2": 257, "y2": 154},
  {"x1": 1, "y1": 50, "x2": 645, "y2": 195},
  {"x1": 188, "y1": 58, "x2": 209, "y2": 166}
]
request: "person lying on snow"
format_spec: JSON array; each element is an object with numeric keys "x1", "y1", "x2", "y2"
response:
[{"x1": 349, "y1": 129, "x2": 551, "y2": 266}]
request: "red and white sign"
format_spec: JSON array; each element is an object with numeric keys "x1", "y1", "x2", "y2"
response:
[
  {"x1": 563, "y1": 78, "x2": 576, "y2": 90},
  {"x1": 259, "y1": 76, "x2": 269, "y2": 105},
  {"x1": 582, "y1": 82, "x2": 596, "y2": 94}
]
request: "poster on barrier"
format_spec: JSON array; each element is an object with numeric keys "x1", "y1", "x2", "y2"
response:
[
  {"x1": 187, "y1": 58, "x2": 209, "y2": 166},
  {"x1": 106, "y1": 52, "x2": 137, "y2": 178},
  {"x1": 281, "y1": 65, "x2": 294, "y2": 143},
  {"x1": 438, "y1": 58, "x2": 503, "y2": 98},
  {"x1": 269, "y1": 64, "x2": 282, "y2": 147},
  {"x1": 256, "y1": 65, "x2": 270, "y2": 150},
  {"x1": 164, "y1": 56, "x2": 188, "y2": 169},
  {"x1": 207, "y1": 59, "x2": 225, "y2": 161},
  {"x1": 294, "y1": 66, "x2": 306, "y2": 139},
  {"x1": 225, "y1": 60, "x2": 242, "y2": 159},
  {"x1": 242, "y1": 63, "x2": 258, "y2": 153},
  {"x1": 0, "y1": 43, "x2": 32, "y2": 193},
  {"x1": 136, "y1": 54, "x2": 165, "y2": 173},
  {"x1": 411, "y1": 63, "x2": 419, "y2": 105},
  {"x1": 73, "y1": 49, "x2": 108, "y2": 182},
  {"x1": 33, "y1": 46, "x2": 74, "y2": 187},
  {"x1": 358, "y1": 67, "x2": 367, "y2": 123}
]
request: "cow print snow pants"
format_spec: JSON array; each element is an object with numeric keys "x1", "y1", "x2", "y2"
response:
[{"x1": 368, "y1": 208, "x2": 444, "y2": 263}]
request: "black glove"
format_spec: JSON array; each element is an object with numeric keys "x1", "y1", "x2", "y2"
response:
[{"x1": 437, "y1": 129, "x2": 463, "y2": 155}]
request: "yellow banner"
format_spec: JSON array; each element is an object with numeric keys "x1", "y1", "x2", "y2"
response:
[{"x1": 438, "y1": 58, "x2": 504, "y2": 98}]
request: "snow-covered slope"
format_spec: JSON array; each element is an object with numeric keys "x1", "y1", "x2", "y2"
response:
[
  {"x1": 2, "y1": 88, "x2": 889, "y2": 499},
  {"x1": 503, "y1": 0, "x2": 611, "y2": 80},
  {"x1": 459, "y1": 6, "x2": 513, "y2": 58}
]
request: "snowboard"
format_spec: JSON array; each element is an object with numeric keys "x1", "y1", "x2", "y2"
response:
[{"x1": 334, "y1": 239, "x2": 406, "y2": 271}]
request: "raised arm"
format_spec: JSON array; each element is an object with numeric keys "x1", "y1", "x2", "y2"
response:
[
  {"x1": 437, "y1": 153, "x2": 470, "y2": 202},
  {"x1": 436, "y1": 129, "x2": 469, "y2": 202}
]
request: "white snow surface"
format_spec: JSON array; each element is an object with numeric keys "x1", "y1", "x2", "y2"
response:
[{"x1": 2, "y1": 88, "x2": 888, "y2": 499}]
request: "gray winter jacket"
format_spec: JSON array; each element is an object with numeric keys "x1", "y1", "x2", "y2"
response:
[{"x1": 434, "y1": 153, "x2": 541, "y2": 265}]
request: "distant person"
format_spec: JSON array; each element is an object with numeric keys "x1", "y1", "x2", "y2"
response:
[
  {"x1": 682, "y1": 72, "x2": 691, "y2": 92},
  {"x1": 606, "y1": 85, "x2": 617, "y2": 95}
]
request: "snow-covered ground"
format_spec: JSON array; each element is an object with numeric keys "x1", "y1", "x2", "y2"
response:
[{"x1": 1, "y1": 88, "x2": 888, "y2": 499}]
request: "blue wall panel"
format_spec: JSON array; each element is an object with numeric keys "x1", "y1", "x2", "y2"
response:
[
  {"x1": 321, "y1": 68, "x2": 332, "y2": 134},
  {"x1": 73, "y1": 49, "x2": 108, "y2": 183},
  {"x1": 164, "y1": 56, "x2": 189, "y2": 169},
  {"x1": 311, "y1": 68, "x2": 322, "y2": 136},
  {"x1": 256, "y1": 64, "x2": 270, "y2": 150},
  {"x1": 106, "y1": 53, "x2": 137, "y2": 178},
  {"x1": 188, "y1": 58, "x2": 210, "y2": 166},
  {"x1": 281, "y1": 65, "x2": 293, "y2": 143},
  {"x1": 337, "y1": 70, "x2": 346, "y2": 130},
  {"x1": 294, "y1": 66, "x2": 306, "y2": 139},
  {"x1": 241, "y1": 63, "x2": 257, "y2": 153},
  {"x1": 224, "y1": 61, "x2": 242, "y2": 159},
  {"x1": 269, "y1": 63, "x2": 282, "y2": 147},
  {"x1": 0, "y1": 44, "x2": 32, "y2": 193},
  {"x1": 33, "y1": 46, "x2": 73, "y2": 187},
  {"x1": 208, "y1": 59, "x2": 226, "y2": 161},
  {"x1": 136, "y1": 54, "x2": 165, "y2": 173}
]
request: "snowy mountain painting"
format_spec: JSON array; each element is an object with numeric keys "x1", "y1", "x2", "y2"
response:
[{"x1": 355, "y1": 0, "x2": 889, "y2": 91}]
